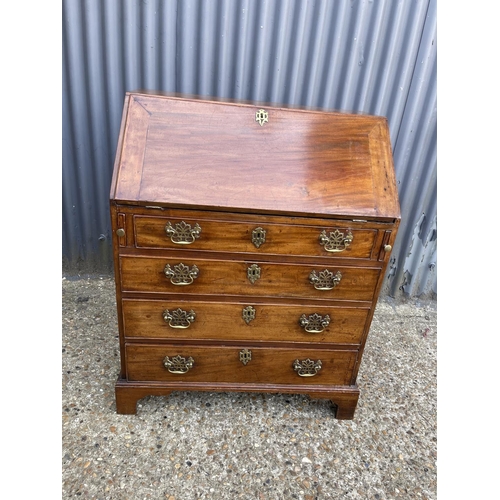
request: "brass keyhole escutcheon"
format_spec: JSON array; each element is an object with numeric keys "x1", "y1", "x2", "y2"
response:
[
  {"x1": 251, "y1": 227, "x2": 266, "y2": 248},
  {"x1": 239, "y1": 349, "x2": 252, "y2": 365},
  {"x1": 242, "y1": 306, "x2": 256, "y2": 324},
  {"x1": 247, "y1": 264, "x2": 261, "y2": 284},
  {"x1": 255, "y1": 109, "x2": 268, "y2": 126}
]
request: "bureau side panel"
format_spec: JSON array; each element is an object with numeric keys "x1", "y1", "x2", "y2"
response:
[
  {"x1": 349, "y1": 222, "x2": 400, "y2": 383},
  {"x1": 110, "y1": 203, "x2": 127, "y2": 377}
]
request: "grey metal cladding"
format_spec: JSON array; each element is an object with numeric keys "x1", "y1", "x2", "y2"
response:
[{"x1": 62, "y1": 0, "x2": 437, "y2": 299}]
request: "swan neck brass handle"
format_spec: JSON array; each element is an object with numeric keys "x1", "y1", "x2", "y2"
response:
[
  {"x1": 299, "y1": 313, "x2": 330, "y2": 333},
  {"x1": 293, "y1": 359, "x2": 322, "y2": 377},
  {"x1": 163, "y1": 355, "x2": 194, "y2": 374},
  {"x1": 164, "y1": 263, "x2": 199, "y2": 285},
  {"x1": 165, "y1": 221, "x2": 201, "y2": 244},
  {"x1": 163, "y1": 308, "x2": 196, "y2": 329},
  {"x1": 309, "y1": 269, "x2": 342, "y2": 290},
  {"x1": 319, "y1": 229, "x2": 353, "y2": 252}
]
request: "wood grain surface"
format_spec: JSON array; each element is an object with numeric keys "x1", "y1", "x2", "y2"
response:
[
  {"x1": 133, "y1": 214, "x2": 377, "y2": 259},
  {"x1": 121, "y1": 298, "x2": 370, "y2": 345},
  {"x1": 119, "y1": 255, "x2": 380, "y2": 301},
  {"x1": 110, "y1": 92, "x2": 401, "y2": 419},
  {"x1": 111, "y1": 93, "x2": 400, "y2": 219},
  {"x1": 125, "y1": 343, "x2": 358, "y2": 386}
]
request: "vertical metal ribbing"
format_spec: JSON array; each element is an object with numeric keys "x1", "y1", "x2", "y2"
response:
[
  {"x1": 388, "y1": 0, "x2": 437, "y2": 298},
  {"x1": 62, "y1": 0, "x2": 437, "y2": 298}
]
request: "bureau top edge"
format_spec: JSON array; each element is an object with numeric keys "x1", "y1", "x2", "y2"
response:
[{"x1": 110, "y1": 199, "x2": 400, "y2": 225}]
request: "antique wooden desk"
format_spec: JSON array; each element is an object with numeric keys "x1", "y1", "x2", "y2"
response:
[{"x1": 109, "y1": 92, "x2": 400, "y2": 419}]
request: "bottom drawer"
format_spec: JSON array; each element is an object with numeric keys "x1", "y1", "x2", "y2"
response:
[{"x1": 125, "y1": 344, "x2": 358, "y2": 386}]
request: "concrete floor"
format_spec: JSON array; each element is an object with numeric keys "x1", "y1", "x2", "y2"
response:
[{"x1": 62, "y1": 275, "x2": 437, "y2": 499}]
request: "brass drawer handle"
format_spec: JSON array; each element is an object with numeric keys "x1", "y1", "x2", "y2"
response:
[
  {"x1": 319, "y1": 229, "x2": 353, "y2": 252},
  {"x1": 164, "y1": 263, "x2": 199, "y2": 285},
  {"x1": 251, "y1": 227, "x2": 266, "y2": 248},
  {"x1": 165, "y1": 221, "x2": 201, "y2": 244},
  {"x1": 309, "y1": 269, "x2": 342, "y2": 290},
  {"x1": 163, "y1": 308, "x2": 196, "y2": 329},
  {"x1": 299, "y1": 313, "x2": 330, "y2": 333},
  {"x1": 293, "y1": 359, "x2": 322, "y2": 377},
  {"x1": 163, "y1": 355, "x2": 194, "y2": 374}
]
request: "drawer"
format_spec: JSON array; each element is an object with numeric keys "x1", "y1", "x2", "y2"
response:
[
  {"x1": 125, "y1": 343, "x2": 358, "y2": 386},
  {"x1": 120, "y1": 255, "x2": 380, "y2": 301},
  {"x1": 122, "y1": 298, "x2": 370, "y2": 344},
  {"x1": 133, "y1": 214, "x2": 377, "y2": 259}
]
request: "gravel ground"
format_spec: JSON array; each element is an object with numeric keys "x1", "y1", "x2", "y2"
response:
[{"x1": 62, "y1": 275, "x2": 437, "y2": 500}]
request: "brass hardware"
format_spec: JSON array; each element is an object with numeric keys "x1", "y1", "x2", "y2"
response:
[
  {"x1": 251, "y1": 227, "x2": 266, "y2": 248},
  {"x1": 116, "y1": 228, "x2": 125, "y2": 237},
  {"x1": 247, "y1": 264, "x2": 261, "y2": 284},
  {"x1": 239, "y1": 349, "x2": 252, "y2": 365},
  {"x1": 242, "y1": 306, "x2": 256, "y2": 324},
  {"x1": 163, "y1": 355, "x2": 194, "y2": 374},
  {"x1": 299, "y1": 313, "x2": 330, "y2": 333},
  {"x1": 255, "y1": 109, "x2": 269, "y2": 126},
  {"x1": 164, "y1": 263, "x2": 199, "y2": 285},
  {"x1": 293, "y1": 359, "x2": 322, "y2": 377},
  {"x1": 165, "y1": 221, "x2": 201, "y2": 244},
  {"x1": 319, "y1": 229, "x2": 353, "y2": 252},
  {"x1": 163, "y1": 308, "x2": 196, "y2": 329},
  {"x1": 309, "y1": 269, "x2": 342, "y2": 290},
  {"x1": 384, "y1": 244, "x2": 392, "y2": 252}
]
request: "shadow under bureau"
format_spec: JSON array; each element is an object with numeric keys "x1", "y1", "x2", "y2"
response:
[{"x1": 109, "y1": 92, "x2": 400, "y2": 419}]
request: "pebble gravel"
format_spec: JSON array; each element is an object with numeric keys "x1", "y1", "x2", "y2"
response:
[{"x1": 62, "y1": 276, "x2": 437, "y2": 499}]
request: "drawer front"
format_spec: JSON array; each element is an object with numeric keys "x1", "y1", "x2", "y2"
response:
[
  {"x1": 133, "y1": 215, "x2": 377, "y2": 259},
  {"x1": 120, "y1": 256, "x2": 380, "y2": 301},
  {"x1": 122, "y1": 298, "x2": 370, "y2": 344},
  {"x1": 125, "y1": 344, "x2": 358, "y2": 386}
]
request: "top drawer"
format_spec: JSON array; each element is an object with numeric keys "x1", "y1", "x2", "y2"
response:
[{"x1": 132, "y1": 214, "x2": 378, "y2": 259}]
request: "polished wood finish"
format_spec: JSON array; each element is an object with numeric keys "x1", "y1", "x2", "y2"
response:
[
  {"x1": 125, "y1": 344, "x2": 357, "y2": 385},
  {"x1": 122, "y1": 298, "x2": 370, "y2": 345},
  {"x1": 119, "y1": 255, "x2": 380, "y2": 301},
  {"x1": 110, "y1": 92, "x2": 400, "y2": 419},
  {"x1": 133, "y1": 214, "x2": 377, "y2": 259},
  {"x1": 111, "y1": 94, "x2": 399, "y2": 220},
  {"x1": 114, "y1": 379, "x2": 359, "y2": 419}
]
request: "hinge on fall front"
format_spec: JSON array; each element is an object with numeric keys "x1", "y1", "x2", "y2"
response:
[
  {"x1": 145, "y1": 205, "x2": 164, "y2": 210},
  {"x1": 352, "y1": 219, "x2": 367, "y2": 223}
]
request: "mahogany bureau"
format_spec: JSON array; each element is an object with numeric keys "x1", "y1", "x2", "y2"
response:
[{"x1": 109, "y1": 91, "x2": 400, "y2": 419}]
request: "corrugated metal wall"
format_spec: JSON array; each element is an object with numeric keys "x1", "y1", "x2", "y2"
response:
[{"x1": 62, "y1": 0, "x2": 437, "y2": 300}]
